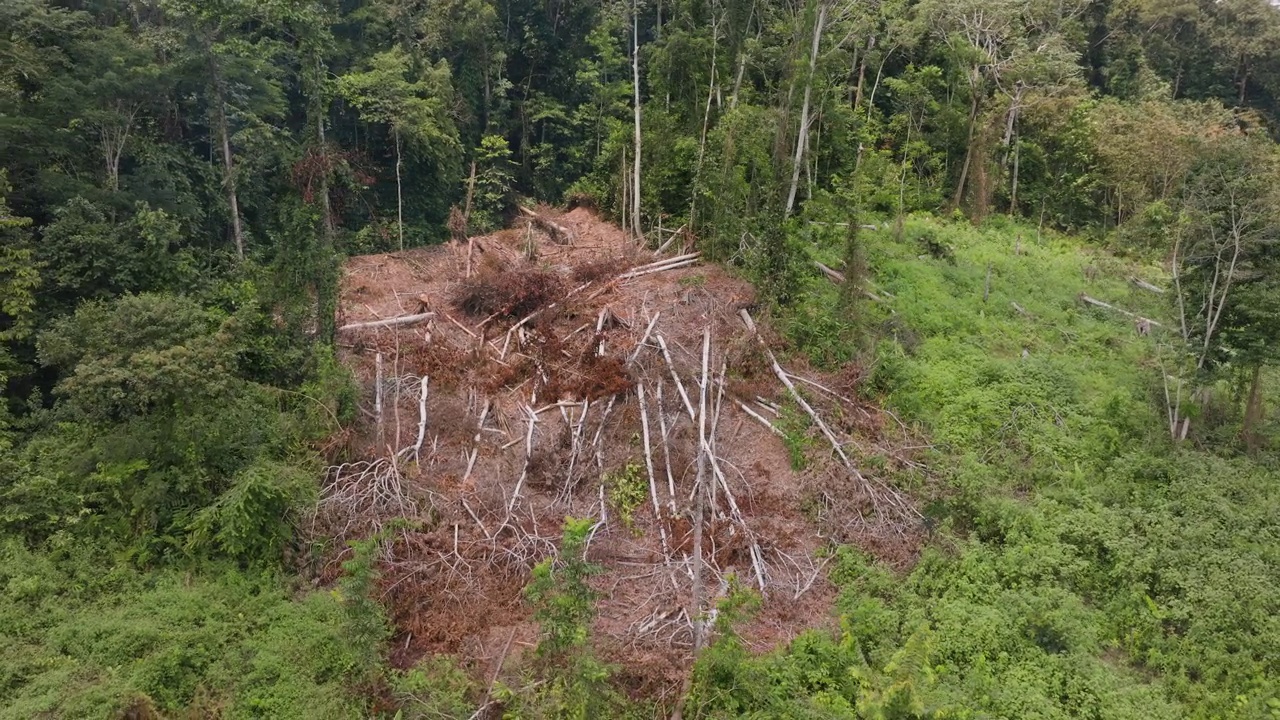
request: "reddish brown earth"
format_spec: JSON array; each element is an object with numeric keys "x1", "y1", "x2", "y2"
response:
[{"x1": 313, "y1": 206, "x2": 924, "y2": 704}]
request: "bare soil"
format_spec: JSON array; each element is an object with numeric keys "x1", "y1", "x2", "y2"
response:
[{"x1": 313, "y1": 206, "x2": 925, "y2": 704}]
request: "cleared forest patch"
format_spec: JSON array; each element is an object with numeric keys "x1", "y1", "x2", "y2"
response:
[{"x1": 315, "y1": 206, "x2": 927, "y2": 695}]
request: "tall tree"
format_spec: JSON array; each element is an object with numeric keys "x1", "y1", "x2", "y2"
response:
[
  {"x1": 1170, "y1": 133, "x2": 1280, "y2": 443},
  {"x1": 163, "y1": 0, "x2": 289, "y2": 260},
  {"x1": 339, "y1": 46, "x2": 459, "y2": 250}
]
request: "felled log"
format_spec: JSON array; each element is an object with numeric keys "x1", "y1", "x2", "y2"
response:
[
  {"x1": 813, "y1": 261, "x2": 885, "y2": 303},
  {"x1": 1078, "y1": 293, "x2": 1161, "y2": 328},
  {"x1": 808, "y1": 221, "x2": 880, "y2": 230},
  {"x1": 814, "y1": 261, "x2": 845, "y2": 283},
  {"x1": 337, "y1": 312, "x2": 435, "y2": 332},
  {"x1": 519, "y1": 206, "x2": 575, "y2": 245},
  {"x1": 1129, "y1": 276, "x2": 1165, "y2": 294},
  {"x1": 619, "y1": 253, "x2": 701, "y2": 280}
]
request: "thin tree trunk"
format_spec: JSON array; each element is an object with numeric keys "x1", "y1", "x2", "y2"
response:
[
  {"x1": 317, "y1": 97, "x2": 335, "y2": 239},
  {"x1": 692, "y1": 326, "x2": 710, "y2": 653},
  {"x1": 100, "y1": 103, "x2": 137, "y2": 192},
  {"x1": 216, "y1": 96, "x2": 245, "y2": 259},
  {"x1": 395, "y1": 128, "x2": 404, "y2": 251},
  {"x1": 1010, "y1": 135, "x2": 1021, "y2": 215},
  {"x1": 952, "y1": 87, "x2": 981, "y2": 210},
  {"x1": 864, "y1": 44, "x2": 894, "y2": 120},
  {"x1": 1243, "y1": 364, "x2": 1264, "y2": 454},
  {"x1": 463, "y1": 160, "x2": 478, "y2": 221},
  {"x1": 731, "y1": 51, "x2": 747, "y2": 108},
  {"x1": 785, "y1": 1, "x2": 825, "y2": 217},
  {"x1": 853, "y1": 50, "x2": 867, "y2": 110},
  {"x1": 690, "y1": 14, "x2": 719, "y2": 228},
  {"x1": 632, "y1": 0, "x2": 643, "y2": 241}
]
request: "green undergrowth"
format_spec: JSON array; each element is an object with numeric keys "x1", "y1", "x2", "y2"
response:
[
  {"x1": 0, "y1": 540, "x2": 368, "y2": 718},
  {"x1": 688, "y1": 215, "x2": 1280, "y2": 719}
]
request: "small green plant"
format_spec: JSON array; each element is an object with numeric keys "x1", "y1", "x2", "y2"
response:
[
  {"x1": 526, "y1": 517, "x2": 601, "y2": 657},
  {"x1": 777, "y1": 402, "x2": 815, "y2": 470},
  {"x1": 603, "y1": 462, "x2": 647, "y2": 533},
  {"x1": 338, "y1": 529, "x2": 393, "y2": 678},
  {"x1": 678, "y1": 273, "x2": 707, "y2": 287}
]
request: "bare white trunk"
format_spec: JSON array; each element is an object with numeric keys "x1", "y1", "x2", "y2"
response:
[
  {"x1": 395, "y1": 128, "x2": 405, "y2": 251},
  {"x1": 216, "y1": 99, "x2": 245, "y2": 259},
  {"x1": 100, "y1": 104, "x2": 137, "y2": 192},
  {"x1": 690, "y1": 14, "x2": 720, "y2": 227},
  {"x1": 632, "y1": 0, "x2": 643, "y2": 241},
  {"x1": 785, "y1": 2, "x2": 825, "y2": 217},
  {"x1": 691, "y1": 326, "x2": 711, "y2": 652}
]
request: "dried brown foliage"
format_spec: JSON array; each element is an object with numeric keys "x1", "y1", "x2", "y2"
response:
[
  {"x1": 573, "y1": 257, "x2": 631, "y2": 283},
  {"x1": 452, "y1": 269, "x2": 567, "y2": 319},
  {"x1": 447, "y1": 205, "x2": 468, "y2": 242}
]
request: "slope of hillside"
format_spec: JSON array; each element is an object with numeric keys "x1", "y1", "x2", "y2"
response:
[{"x1": 688, "y1": 214, "x2": 1280, "y2": 719}]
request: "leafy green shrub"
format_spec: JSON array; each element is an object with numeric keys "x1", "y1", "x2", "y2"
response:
[
  {"x1": 604, "y1": 462, "x2": 647, "y2": 533},
  {"x1": 0, "y1": 540, "x2": 369, "y2": 718}
]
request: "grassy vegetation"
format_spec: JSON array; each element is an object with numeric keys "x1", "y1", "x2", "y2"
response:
[
  {"x1": 0, "y1": 541, "x2": 367, "y2": 718},
  {"x1": 690, "y1": 215, "x2": 1280, "y2": 719}
]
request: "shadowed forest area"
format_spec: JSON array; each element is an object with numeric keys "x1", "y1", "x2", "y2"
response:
[{"x1": 1, "y1": 0, "x2": 1279, "y2": 717}]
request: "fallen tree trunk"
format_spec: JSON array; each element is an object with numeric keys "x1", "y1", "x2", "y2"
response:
[
  {"x1": 808, "y1": 222, "x2": 880, "y2": 230},
  {"x1": 1129, "y1": 276, "x2": 1165, "y2": 294},
  {"x1": 519, "y1": 206, "x2": 575, "y2": 245},
  {"x1": 813, "y1": 261, "x2": 885, "y2": 303},
  {"x1": 814, "y1": 261, "x2": 845, "y2": 283},
  {"x1": 1078, "y1": 293, "x2": 1161, "y2": 327},
  {"x1": 338, "y1": 312, "x2": 435, "y2": 332},
  {"x1": 620, "y1": 253, "x2": 701, "y2": 280}
]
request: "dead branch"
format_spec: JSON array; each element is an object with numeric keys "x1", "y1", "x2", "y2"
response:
[
  {"x1": 464, "y1": 401, "x2": 491, "y2": 481},
  {"x1": 656, "y1": 380, "x2": 678, "y2": 514},
  {"x1": 814, "y1": 260, "x2": 846, "y2": 283},
  {"x1": 692, "y1": 327, "x2": 710, "y2": 653},
  {"x1": 735, "y1": 399, "x2": 784, "y2": 437},
  {"x1": 654, "y1": 225, "x2": 686, "y2": 256},
  {"x1": 813, "y1": 261, "x2": 885, "y2": 302},
  {"x1": 638, "y1": 384, "x2": 672, "y2": 557},
  {"x1": 504, "y1": 406, "x2": 538, "y2": 523},
  {"x1": 560, "y1": 399, "x2": 591, "y2": 502},
  {"x1": 627, "y1": 312, "x2": 662, "y2": 365},
  {"x1": 740, "y1": 309, "x2": 920, "y2": 527},
  {"x1": 656, "y1": 335, "x2": 697, "y2": 419}
]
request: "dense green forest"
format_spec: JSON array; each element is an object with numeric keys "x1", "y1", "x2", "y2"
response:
[{"x1": 2, "y1": 0, "x2": 1279, "y2": 717}]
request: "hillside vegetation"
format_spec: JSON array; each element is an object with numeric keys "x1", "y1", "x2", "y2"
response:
[{"x1": 692, "y1": 214, "x2": 1280, "y2": 719}]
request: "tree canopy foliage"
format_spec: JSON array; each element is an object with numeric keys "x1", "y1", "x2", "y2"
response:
[{"x1": 2, "y1": 0, "x2": 1279, "y2": 716}]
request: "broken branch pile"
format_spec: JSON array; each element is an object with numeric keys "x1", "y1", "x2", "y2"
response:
[{"x1": 318, "y1": 206, "x2": 925, "y2": 691}]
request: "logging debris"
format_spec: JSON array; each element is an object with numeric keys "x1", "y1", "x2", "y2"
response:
[{"x1": 325, "y1": 206, "x2": 926, "y2": 695}]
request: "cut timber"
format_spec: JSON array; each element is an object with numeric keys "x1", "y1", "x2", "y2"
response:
[
  {"x1": 1078, "y1": 293, "x2": 1162, "y2": 327},
  {"x1": 813, "y1": 261, "x2": 885, "y2": 303},
  {"x1": 740, "y1": 309, "x2": 919, "y2": 523},
  {"x1": 740, "y1": 310, "x2": 858, "y2": 476},
  {"x1": 653, "y1": 224, "x2": 686, "y2": 256},
  {"x1": 620, "y1": 253, "x2": 701, "y2": 280},
  {"x1": 1129, "y1": 276, "x2": 1165, "y2": 294},
  {"x1": 519, "y1": 206, "x2": 575, "y2": 245},
  {"x1": 808, "y1": 220, "x2": 880, "y2": 228},
  {"x1": 338, "y1": 312, "x2": 434, "y2": 332},
  {"x1": 814, "y1": 261, "x2": 845, "y2": 283}
]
